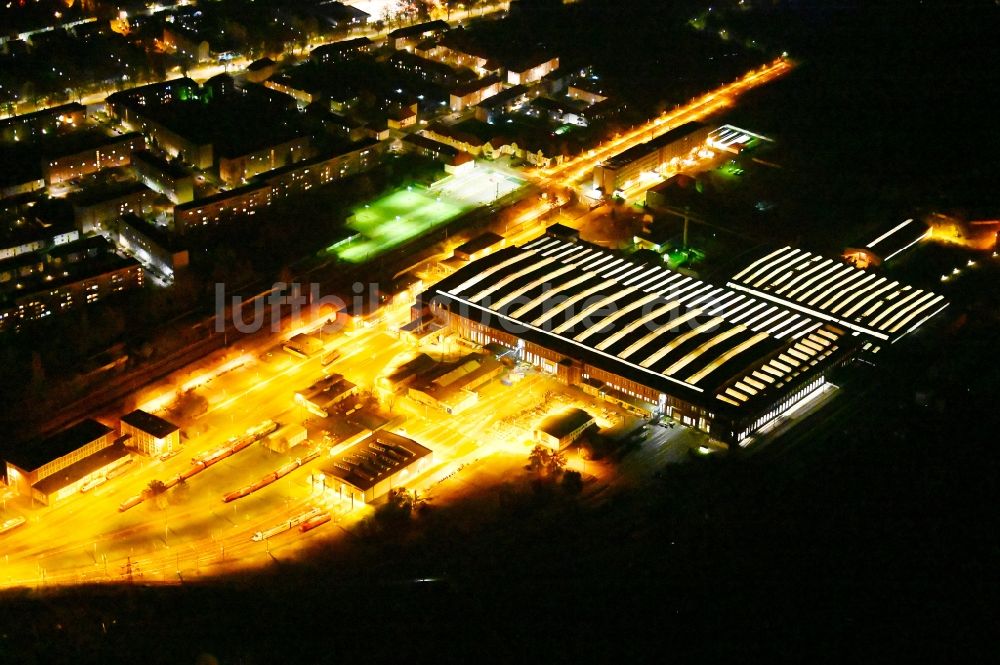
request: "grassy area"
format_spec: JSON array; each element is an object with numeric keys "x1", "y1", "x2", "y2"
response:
[{"x1": 332, "y1": 186, "x2": 468, "y2": 263}]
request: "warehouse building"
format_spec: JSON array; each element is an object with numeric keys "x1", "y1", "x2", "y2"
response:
[
  {"x1": 534, "y1": 408, "x2": 595, "y2": 450},
  {"x1": 3, "y1": 419, "x2": 131, "y2": 505},
  {"x1": 321, "y1": 431, "x2": 432, "y2": 506},
  {"x1": 406, "y1": 354, "x2": 504, "y2": 415},
  {"x1": 842, "y1": 218, "x2": 930, "y2": 268},
  {"x1": 120, "y1": 409, "x2": 180, "y2": 457},
  {"x1": 413, "y1": 234, "x2": 860, "y2": 445},
  {"x1": 295, "y1": 373, "x2": 358, "y2": 418},
  {"x1": 727, "y1": 245, "x2": 948, "y2": 354}
]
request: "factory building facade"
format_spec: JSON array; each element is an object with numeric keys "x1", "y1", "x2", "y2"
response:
[{"x1": 413, "y1": 234, "x2": 877, "y2": 445}]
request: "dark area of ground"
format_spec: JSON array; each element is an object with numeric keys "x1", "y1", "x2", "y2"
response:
[{"x1": 1, "y1": 297, "x2": 997, "y2": 662}]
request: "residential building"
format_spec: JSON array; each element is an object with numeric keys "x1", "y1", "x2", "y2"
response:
[
  {"x1": 449, "y1": 74, "x2": 503, "y2": 112},
  {"x1": 131, "y1": 150, "x2": 195, "y2": 203},
  {"x1": 217, "y1": 133, "x2": 312, "y2": 186},
  {"x1": 316, "y1": 1, "x2": 370, "y2": 30},
  {"x1": 422, "y1": 123, "x2": 491, "y2": 156},
  {"x1": 0, "y1": 102, "x2": 85, "y2": 143},
  {"x1": 0, "y1": 219, "x2": 78, "y2": 262},
  {"x1": 567, "y1": 84, "x2": 608, "y2": 105},
  {"x1": 310, "y1": 37, "x2": 374, "y2": 65},
  {"x1": 42, "y1": 132, "x2": 146, "y2": 185},
  {"x1": 426, "y1": 33, "x2": 502, "y2": 77},
  {"x1": 263, "y1": 75, "x2": 316, "y2": 106},
  {"x1": 475, "y1": 84, "x2": 531, "y2": 123},
  {"x1": 244, "y1": 57, "x2": 277, "y2": 83},
  {"x1": 0, "y1": 172, "x2": 46, "y2": 200},
  {"x1": 387, "y1": 106, "x2": 418, "y2": 129},
  {"x1": 70, "y1": 182, "x2": 158, "y2": 234},
  {"x1": 174, "y1": 139, "x2": 383, "y2": 230},
  {"x1": 173, "y1": 182, "x2": 274, "y2": 232},
  {"x1": 593, "y1": 121, "x2": 709, "y2": 194},
  {"x1": 388, "y1": 20, "x2": 449, "y2": 51},
  {"x1": 113, "y1": 214, "x2": 189, "y2": 276},
  {"x1": 506, "y1": 55, "x2": 560, "y2": 85},
  {"x1": 262, "y1": 138, "x2": 382, "y2": 196},
  {"x1": 1, "y1": 239, "x2": 143, "y2": 330},
  {"x1": 389, "y1": 51, "x2": 471, "y2": 87},
  {"x1": 527, "y1": 96, "x2": 585, "y2": 125}
]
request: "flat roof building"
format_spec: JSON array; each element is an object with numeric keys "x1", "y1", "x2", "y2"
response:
[
  {"x1": 295, "y1": 373, "x2": 358, "y2": 418},
  {"x1": 3, "y1": 419, "x2": 123, "y2": 505},
  {"x1": 42, "y1": 131, "x2": 146, "y2": 186},
  {"x1": 593, "y1": 121, "x2": 709, "y2": 194},
  {"x1": 321, "y1": 430, "x2": 432, "y2": 505},
  {"x1": 454, "y1": 231, "x2": 506, "y2": 262},
  {"x1": 0, "y1": 102, "x2": 85, "y2": 143},
  {"x1": 120, "y1": 409, "x2": 180, "y2": 457},
  {"x1": 534, "y1": 408, "x2": 595, "y2": 450},
  {"x1": 1, "y1": 236, "x2": 144, "y2": 331},
  {"x1": 70, "y1": 181, "x2": 158, "y2": 234},
  {"x1": 113, "y1": 214, "x2": 189, "y2": 278}
]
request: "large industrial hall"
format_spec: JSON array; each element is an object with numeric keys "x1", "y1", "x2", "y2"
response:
[{"x1": 414, "y1": 232, "x2": 948, "y2": 445}]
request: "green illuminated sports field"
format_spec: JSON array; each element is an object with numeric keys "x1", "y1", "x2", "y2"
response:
[
  {"x1": 329, "y1": 166, "x2": 524, "y2": 263},
  {"x1": 331, "y1": 187, "x2": 467, "y2": 263}
]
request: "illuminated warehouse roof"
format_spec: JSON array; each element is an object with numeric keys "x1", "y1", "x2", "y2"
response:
[
  {"x1": 727, "y1": 246, "x2": 948, "y2": 343},
  {"x1": 424, "y1": 236, "x2": 855, "y2": 415}
]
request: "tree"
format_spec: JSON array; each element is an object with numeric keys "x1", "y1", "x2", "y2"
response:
[
  {"x1": 413, "y1": 0, "x2": 433, "y2": 21},
  {"x1": 146, "y1": 480, "x2": 167, "y2": 496},
  {"x1": 170, "y1": 389, "x2": 208, "y2": 424},
  {"x1": 561, "y1": 470, "x2": 583, "y2": 495},
  {"x1": 145, "y1": 480, "x2": 168, "y2": 510},
  {"x1": 374, "y1": 487, "x2": 414, "y2": 525},
  {"x1": 169, "y1": 479, "x2": 190, "y2": 505},
  {"x1": 526, "y1": 445, "x2": 566, "y2": 478}
]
